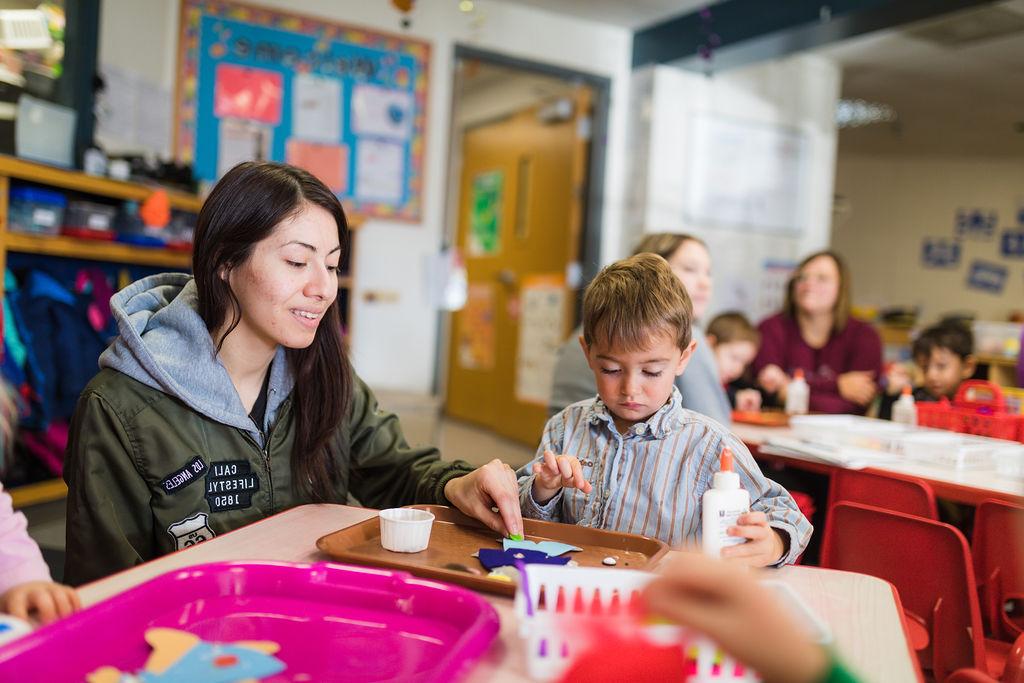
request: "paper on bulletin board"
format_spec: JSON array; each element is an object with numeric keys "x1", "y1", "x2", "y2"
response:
[
  {"x1": 286, "y1": 139, "x2": 348, "y2": 194},
  {"x1": 292, "y1": 73, "x2": 342, "y2": 144},
  {"x1": 955, "y1": 207, "x2": 997, "y2": 241},
  {"x1": 217, "y1": 118, "x2": 272, "y2": 177},
  {"x1": 921, "y1": 238, "x2": 961, "y2": 268},
  {"x1": 214, "y1": 64, "x2": 283, "y2": 126},
  {"x1": 515, "y1": 275, "x2": 567, "y2": 406},
  {"x1": 1000, "y1": 229, "x2": 1024, "y2": 259},
  {"x1": 355, "y1": 139, "x2": 404, "y2": 203},
  {"x1": 469, "y1": 171, "x2": 503, "y2": 257},
  {"x1": 457, "y1": 284, "x2": 496, "y2": 371},
  {"x1": 754, "y1": 259, "x2": 795, "y2": 323},
  {"x1": 351, "y1": 84, "x2": 413, "y2": 141},
  {"x1": 966, "y1": 260, "x2": 1007, "y2": 294}
]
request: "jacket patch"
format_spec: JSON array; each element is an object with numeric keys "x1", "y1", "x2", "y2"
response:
[
  {"x1": 205, "y1": 460, "x2": 260, "y2": 512},
  {"x1": 166, "y1": 512, "x2": 215, "y2": 551},
  {"x1": 158, "y1": 456, "x2": 208, "y2": 494}
]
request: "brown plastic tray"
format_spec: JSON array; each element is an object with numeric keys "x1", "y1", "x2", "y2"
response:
[{"x1": 315, "y1": 505, "x2": 669, "y2": 597}]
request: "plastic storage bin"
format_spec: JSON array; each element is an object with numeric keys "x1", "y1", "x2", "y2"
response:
[
  {"x1": 7, "y1": 185, "x2": 66, "y2": 235},
  {"x1": 916, "y1": 380, "x2": 1024, "y2": 443},
  {"x1": 62, "y1": 200, "x2": 117, "y2": 239},
  {"x1": 0, "y1": 560, "x2": 500, "y2": 682},
  {"x1": 973, "y1": 321, "x2": 1023, "y2": 359}
]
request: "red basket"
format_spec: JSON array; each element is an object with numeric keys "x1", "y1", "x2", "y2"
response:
[{"x1": 915, "y1": 380, "x2": 1024, "y2": 443}]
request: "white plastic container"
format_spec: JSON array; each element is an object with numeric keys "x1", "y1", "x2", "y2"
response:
[
  {"x1": 378, "y1": 507, "x2": 434, "y2": 553},
  {"x1": 785, "y1": 369, "x2": 810, "y2": 415},
  {"x1": 892, "y1": 386, "x2": 918, "y2": 427},
  {"x1": 701, "y1": 448, "x2": 751, "y2": 558}
]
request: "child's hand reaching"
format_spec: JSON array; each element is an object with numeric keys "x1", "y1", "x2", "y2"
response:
[
  {"x1": 1, "y1": 580, "x2": 80, "y2": 625},
  {"x1": 643, "y1": 553, "x2": 830, "y2": 683},
  {"x1": 720, "y1": 511, "x2": 787, "y2": 567},
  {"x1": 885, "y1": 363, "x2": 912, "y2": 396},
  {"x1": 531, "y1": 449, "x2": 592, "y2": 504}
]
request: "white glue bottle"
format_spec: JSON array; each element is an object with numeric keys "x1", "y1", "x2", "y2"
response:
[
  {"x1": 785, "y1": 368, "x2": 810, "y2": 415},
  {"x1": 702, "y1": 448, "x2": 751, "y2": 558},
  {"x1": 892, "y1": 385, "x2": 918, "y2": 426}
]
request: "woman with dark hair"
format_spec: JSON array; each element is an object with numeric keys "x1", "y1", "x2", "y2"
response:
[
  {"x1": 753, "y1": 250, "x2": 882, "y2": 414},
  {"x1": 63, "y1": 162, "x2": 521, "y2": 585}
]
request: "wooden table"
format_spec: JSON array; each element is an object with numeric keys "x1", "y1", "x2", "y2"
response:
[
  {"x1": 734, "y1": 423, "x2": 1024, "y2": 506},
  {"x1": 79, "y1": 504, "x2": 921, "y2": 683}
]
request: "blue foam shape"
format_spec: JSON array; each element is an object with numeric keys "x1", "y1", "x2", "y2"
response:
[
  {"x1": 478, "y1": 548, "x2": 570, "y2": 571},
  {"x1": 502, "y1": 539, "x2": 582, "y2": 557}
]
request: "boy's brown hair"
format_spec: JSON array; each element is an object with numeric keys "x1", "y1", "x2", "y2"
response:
[
  {"x1": 582, "y1": 253, "x2": 693, "y2": 352},
  {"x1": 707, "y1": 311, "x2": 761, "y2": 346}
]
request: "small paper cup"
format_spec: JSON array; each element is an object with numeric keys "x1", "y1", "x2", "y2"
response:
[{"x1": 379, "y1": 508, "x2": 435, "y2": 553}]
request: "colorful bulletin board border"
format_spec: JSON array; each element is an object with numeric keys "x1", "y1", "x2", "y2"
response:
[{"x1": 176, "y1": 0, "x2": 429, "y2": 221}]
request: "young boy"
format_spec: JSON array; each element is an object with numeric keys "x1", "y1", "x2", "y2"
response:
[
  {"x1": 706, "y1": 312, "x2": 762, "y2": 412},
  {"x1": 517, "y1": 254, "x2": 811, "y2": 567},
  {"x1": 880, "y1": 320, "x2": 976, "y2": 419}
]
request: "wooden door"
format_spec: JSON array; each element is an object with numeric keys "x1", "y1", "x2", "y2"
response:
[{"x1": 446, "y1": 88, "x2": 591, "y2": 445}]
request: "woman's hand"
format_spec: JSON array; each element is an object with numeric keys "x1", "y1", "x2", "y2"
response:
[
  {"x1": 644, "y1": 553, "x2": 829, "y2": 683},
  {"x1": 838, "y1": 370, "x2": 877, "y2": 406},
  {"x1": 443, "y1": 459, "x2": 523, "y2": 537},
  {"x1": 719, "y1": 511, "x2": 786, "y2": 567},
  {"x1": 734, "y1": 389, "x2": 762, "y2": 412},
  {"x1": 0, "y1": 581, "x2": 81, "y2": 625},
  {"x1": 531, "y1": 449, "x2": 592, "y2": 504},
  {"x1": 757, "y1": 364, "x2": 789, "y2": 394}
]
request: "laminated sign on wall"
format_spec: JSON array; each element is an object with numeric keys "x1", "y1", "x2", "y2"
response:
[
  {"x1": 515, "y1": 275, "x2": 566, "y2": 406},
  {"x1": 177, "y1": 0, "x2": 429, "y2": 220}
]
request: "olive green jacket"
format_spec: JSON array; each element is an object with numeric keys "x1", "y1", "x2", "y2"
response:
[{"x1": 64, "y1": 370, "x2": 471, "y2": 586}]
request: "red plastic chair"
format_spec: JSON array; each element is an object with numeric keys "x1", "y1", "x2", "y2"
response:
[
  {"x1": 822, "y1": 502, "x2": 988, "y2": 681},
  {"x1": 973, "y1": 499, "x2": 1024, "y2": 643},
  {"x1": 822, "y1": 468, "x2": 938, "y2": 551}
]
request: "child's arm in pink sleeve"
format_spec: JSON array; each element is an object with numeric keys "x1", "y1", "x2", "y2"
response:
[{"x1": 0, "y1": 483, "x2": 52, "y2": 596}]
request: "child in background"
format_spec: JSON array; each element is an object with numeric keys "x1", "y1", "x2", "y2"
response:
[
  {"x1": 879, "y1": 320, "x2": 976, "y2": 420},
  {"x1": 706, "y1": 312, "x2": 763, "y2": 412},
  {"x1": 0, "y1": 385, "x2": 80, "y2": 624},
  {"x1": 517, "y1": 254, "x2": 811, "y2": 567}
]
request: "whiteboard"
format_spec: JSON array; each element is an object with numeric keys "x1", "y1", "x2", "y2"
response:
[{"x1": 683, "y1": 114, "x2": 807, "y2": 235}]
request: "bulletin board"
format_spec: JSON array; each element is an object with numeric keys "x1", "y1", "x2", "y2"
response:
[{"x1": 175, "y1": 0, "x2": 429, "y2": 221}]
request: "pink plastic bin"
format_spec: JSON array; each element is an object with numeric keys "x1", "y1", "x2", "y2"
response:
[{"x1": 0, "y1": 560, "x2": 500, "y2": 682}]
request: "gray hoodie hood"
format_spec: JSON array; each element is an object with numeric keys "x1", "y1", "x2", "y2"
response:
[{"x1": 99, "y1": 273, "x2": 294, "y2": 442}]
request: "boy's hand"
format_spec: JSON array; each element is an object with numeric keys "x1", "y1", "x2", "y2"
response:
[
  {"x1": 734, "y1": 389, "x2": 762, "y2": 412},
  {"x1": 885, "y1": 364, "x2": 912, "y2": 396},
  {"x1": 531, "y1": 449, "x2": 592, "y2": 504},
  {"x1": 0, "y1": 581, "x2": 81, "y2": 625},
  {"x1": 720, "y1": 511, "x2": 787, "y2": 567}
]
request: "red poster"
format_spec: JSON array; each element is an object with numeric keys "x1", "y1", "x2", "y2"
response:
[
  {"x1": 214, "y1": 64, "x2": 283, "y2": 125},
  {"x1": 286, "y1": 139, "x2": 349, "y2": 194}
]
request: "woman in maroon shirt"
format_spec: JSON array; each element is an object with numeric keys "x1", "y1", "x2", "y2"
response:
[{"x1": 753, "y1": 251, "x2": 882, "y2": 414}]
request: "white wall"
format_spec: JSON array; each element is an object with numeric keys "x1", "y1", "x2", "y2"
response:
[
  {"x1": 626, "y1": 56, "x2": 842, "y2": 323},
  {"x1": 833, "y1": 154, "x2": 1024, "y2": 323},
  {"x1": 97, "y1": 0, "x2": 633, "y2": 393}
]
